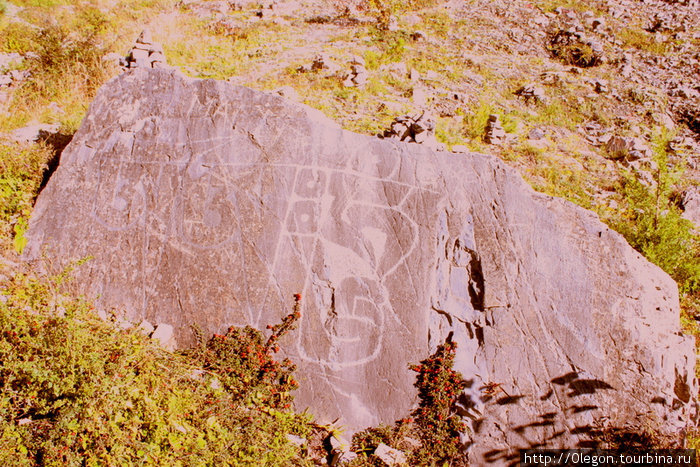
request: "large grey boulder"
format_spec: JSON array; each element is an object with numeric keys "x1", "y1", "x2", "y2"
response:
[{"x1": 25, "y1": 68, "x2": 695, "y2": 461}]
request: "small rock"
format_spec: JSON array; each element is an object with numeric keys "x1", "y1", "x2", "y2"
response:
[
  {"x1": 605, "y1": 136, "x2": 651, "y2": 160},
  {"x1": 374, "y1": 443, "x2": 407, "y2": 465},
  {"x1": 330, "y1": 433, "x2": 350, "y2": 451},
  {"x1": 138, "y1": 319, "x2": 155, "y2": 335},
  {"x1": 151, "y1": 323, "x2": 176, "y2": 350},
  {"x1": 528, "y1": 127, "x2": 546, "y2": 140},
  {"x1": 286, "y1": 434, "x2": 306, "y2": 446},
  {"x1": 343, "y1": 55, "x2": 368, "y2": 87},
  {"x1": 410, "y1": 30, "x2": 426, "y2": 41},
  {"x1": 423, "y1": 70, "x2": 440, "y2": 81},
  {"x1": 411, "y1": 87, "x2": 427, "y2": 106},
  {"x1": 209, "y1": 376, "x2": 222, "y2": 390},
  {"x1": 680, "y1": 186, "x2": 700, "y2": 227},
  {"x1": 515, "y1": 84, "x2": 546, "y2": 103},
  {"x1": 594, "y1": 79, "x2": 609, "y2": 93},
  {"x1": 11, "y1": 122, "x2": 60, "y2": 143},
  {"x1": 274, "y1": 86, "x2": 300, "y2": 102},
  {"x1": 452, "y1": 144, "x2": 468, "y2": 153}
]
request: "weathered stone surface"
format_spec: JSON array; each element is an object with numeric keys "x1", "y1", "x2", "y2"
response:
[{"x1": 25, "y1": 68, "x2": 696, "y2": 461}]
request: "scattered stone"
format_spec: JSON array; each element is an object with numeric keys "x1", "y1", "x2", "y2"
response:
[
  {"x1": 451, "y1": 144, "x2": 468, "y2": 153},
  {"x1": 121, "y1": 30, "x2": 170, "y2": 70},
  {"x1": 589, "y1": 16, "x2": 606, "y2": 31},
  {"x1": 374, "y1": 443, "x2": 407, "y2": 466},
  {"x1": 411, "y1": 86, "x2": 428, "y2": 106},
  {"x1": 0, "y1": 67, "x2": 29, "y2": 88},
  {"x1": 410, "y1": 30, "x2": 426, "y2": 41},
  {"x1": 540, "y1": 71, "x2": 563, "y2": 85},
  {"x1": 594, "y1": 79, "x2": 609, "y2": 93},
  {"x1": 409, "y1": 68, "x2": 420, "y2": 82},
  {"x1": 423, "y1": 70, "x2": 440, "y2": 81},
  {"x1": 0, "y1": 52, "x2": 22, "y2": 72},
  {"x1": 329, "y1": 433, "x2": 349, "y2": 451},
  {"x1": 484, "y1": 114, "x2": 506, "y2": 145},
  {"x1": 378, "y1": 101, "x2": 404, "y2": 114},
  {"x1": 102, "y1": 52, "x2": 122, "y2": 64},
  {"x1": 382, "y1": 61, "x2": 408, "y2": 80},
  {"x1": 209, "y1": 376, "x2": 221, "y2": 390},
  {"x1": 311, "y1": 53, "x2": 340, "y2": 74},
  {"x1": 515, "y1": 84, "x2": 546, "y2": 103},
  {"x1": 547, "y1": 28, "x2": 605, "y2": 67},
  {"x1": 651, "y1": 112, "x2": 675, "y2": 132}
]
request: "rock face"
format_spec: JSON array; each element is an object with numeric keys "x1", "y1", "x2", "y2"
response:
[{"x1": 25, "y1": 68, "x2": 696, "y2": 461}]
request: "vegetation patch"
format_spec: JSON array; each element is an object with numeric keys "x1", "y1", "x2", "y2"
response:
[
  {"x1": 349, "y1": 339, "x2": 469, "y2": 466},
  {"x1": 546, "y1": 29, "x2": 602, "y2": 67},
  {"x1": 0, "y1": 274, "x2": 317, "y2": 466}
]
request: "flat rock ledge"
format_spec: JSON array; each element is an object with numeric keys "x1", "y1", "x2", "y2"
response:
[{"x1": 25, "y1": 67, "x2": 696, "y2": 462}]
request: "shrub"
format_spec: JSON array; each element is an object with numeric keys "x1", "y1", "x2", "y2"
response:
[
  {"x1": 11, "y1": 11, "x2": 113, "y2": 122},
  {"x1": 603, "y1": 130, "x2": 700, "y2": 296},
  {"x1": 0, "y1": 273, "x2": 314, "y2": 465},
  {"x1": 187, "y1": 296, "x2": 302, "y2": 410},
  {"x1": 0, "y1": 142, "x2": 54, "y2": 252},
  {"x1": 546, "y1": 29, "x2": 602, "y2": 67},
  {"x1": 350, "y1": 339, "x2": 469, "y2": 466}
]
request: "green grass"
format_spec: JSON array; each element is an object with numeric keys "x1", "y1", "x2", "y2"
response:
[{"x1": 0, "y1": 142, "x2": 54, "y2": 253}]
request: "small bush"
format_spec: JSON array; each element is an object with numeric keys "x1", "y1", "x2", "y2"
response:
[
  {"x1": 187, "y1": 296, "x2": 302, "y2": 410},
  {"x1": 546, "y1": 29, "x2": 602, "y2": 67},
  {"x1": 11, "y1": 12, "x2": 113, "y2": 122},
  {"x1": 0, "y1": 274, "x2": 315, "y2": 466},
  {"x1": 0, "y1": 142, "x2": 54, "y2": 252},
  {"x1": 350, "y1": 339, "x2": 469, "y2": 466},
  {"x1": 604, "y1": 130, "x2": 700, "y2": 296}
]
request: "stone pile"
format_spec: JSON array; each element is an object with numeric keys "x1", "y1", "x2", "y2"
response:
[
  {"x1": 515, "y1": 84, "x2": 546, "y2": 103},
  {"x1": 120, "y1": 30, "x2": 168, "y2": 70},
  {"x1": 342, "y1": 55, "x2": 368, "y2": 87},
  {"x1": 378, "y1": 111, "x2": 438, "y2": 147},
  {"x1": 484, "y1": 114, "x2": 506, "y2": 145}
]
